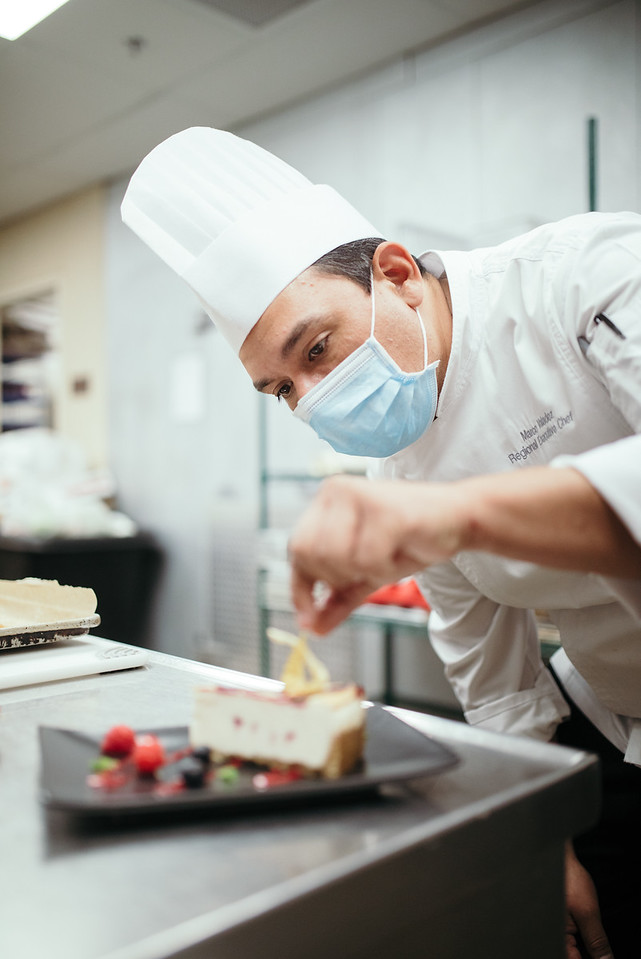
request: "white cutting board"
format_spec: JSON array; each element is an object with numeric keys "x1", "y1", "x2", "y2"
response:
[{"x1": 0, "y1": 634, "x2": 149, "y2": 690}]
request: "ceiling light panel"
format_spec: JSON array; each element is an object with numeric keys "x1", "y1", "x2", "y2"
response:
[
  {"x1": 0, "y1": 0, "x2": 72, "y2": 41},
  {"x1": 189, "y1": 0, "x2": 311, "y2": 28}
]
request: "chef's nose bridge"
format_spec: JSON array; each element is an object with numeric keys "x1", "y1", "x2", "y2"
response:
[{"x1": 294, "y1": 369, "x2": 327, "y2": 402}]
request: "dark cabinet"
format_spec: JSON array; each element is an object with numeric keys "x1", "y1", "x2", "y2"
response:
[{"x1": 0, "y1": 533, "x2": 162, "y2": 647}]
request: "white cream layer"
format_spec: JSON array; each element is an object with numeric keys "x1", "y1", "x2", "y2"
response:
[{"x1": 190, "y1": 686, "x2": 363, "y2": 770}]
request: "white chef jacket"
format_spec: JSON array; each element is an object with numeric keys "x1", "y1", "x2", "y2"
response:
[{"x1": 376, "y1": 211, "x2": 641, "y2": 764}]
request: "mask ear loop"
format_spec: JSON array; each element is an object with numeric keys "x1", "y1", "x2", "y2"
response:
[
  {"x1": 371, "y1": 268, "x2": 429, "y2": 369},
  {"x1": 369, "y1": 269, "x2": 376, "y2": 337},
  {"x1": 416, "y1": 306, "x2": 428, "y2": 369}
]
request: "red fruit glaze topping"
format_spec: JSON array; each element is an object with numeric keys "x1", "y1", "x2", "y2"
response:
[
  {"x1": 87, "y1": 768, "x2": 128, "y2": 791},
  {"x1": 101, "y1": 724, "x2": 136, "y2": 758},
  {"x1": 253, "y1": 769, "x2": 302, "y2": 790}
]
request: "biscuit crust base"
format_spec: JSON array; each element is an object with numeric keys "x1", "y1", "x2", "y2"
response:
[
  {"x1": 319, "y1": 723, "x2": 366, "y2": 779},
  {"x1": 214, "y1": 723, "x2": 365, "y2": 780}
]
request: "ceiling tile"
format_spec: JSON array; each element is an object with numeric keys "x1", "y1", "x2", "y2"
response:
[{"x1": 0, "y1": 0, "x2": 536, "y2": 224}]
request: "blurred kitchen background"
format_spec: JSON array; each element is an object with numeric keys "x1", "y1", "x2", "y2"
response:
[{"x1": 0, "y1": 0, "x2": 638, "y2": 711}]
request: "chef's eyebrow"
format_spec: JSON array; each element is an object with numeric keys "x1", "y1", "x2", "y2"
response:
[
  {"x1": 252, "y1": 316, "x2": 323, "y2": 392},
  {"x1": 282, "y1": 318, "x2": 318, "y2": 357}
]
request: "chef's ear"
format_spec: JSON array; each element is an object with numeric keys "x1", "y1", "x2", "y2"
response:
[{"x1": 372, "y1": 242, "x2": 424, "y2": 305}]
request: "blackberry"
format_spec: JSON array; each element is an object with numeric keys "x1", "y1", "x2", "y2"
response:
[
  {"x1": 191, "y1": 745, "x2": 212, "y2": 766},
  {"x1": 180, "y1": 757, "x2": 206, "y2": 789}
]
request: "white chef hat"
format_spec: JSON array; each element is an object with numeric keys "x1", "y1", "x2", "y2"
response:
[{"x1": 121, "y1": 127, "x2": 380, "y2": 354}]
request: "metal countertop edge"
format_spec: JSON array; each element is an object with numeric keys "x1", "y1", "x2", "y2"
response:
[
  {"x1": 96, "y1": 654, "x2": 598, "y2": 959},
  {"x1": 98, "y1": 751, "x2": 597, "y2": 959}
]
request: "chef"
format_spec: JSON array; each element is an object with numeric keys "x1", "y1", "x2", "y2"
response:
[{"x1": 122, "y1": 127, "x2": 641, "y2": 959}]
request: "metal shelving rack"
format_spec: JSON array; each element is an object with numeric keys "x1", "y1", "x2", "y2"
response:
[
  {"x1": 1, "y1": 293, "x2": 57, "y2": 434},
  {"x1": 257, "y1": 394, "x2": 322, "y2": 676}
]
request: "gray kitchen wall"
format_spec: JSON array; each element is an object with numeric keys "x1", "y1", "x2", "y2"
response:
[{"x1": 104, "y1": 0, "x2": 639, "y2": 705}]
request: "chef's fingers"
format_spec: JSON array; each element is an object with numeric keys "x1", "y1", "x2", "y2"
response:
[
  {"x1": 328, "y1": 476, "x2": 461, "y2": 580},
  {"x1": 349, "y1": 487, "x2": 426, "y2": 583},
  {"x1": 310, "y1": 583, "x2": 374, "y2": 634},
  {"x1": 292, "y1": 575, "x2": 372, "y2": 635},
  {"x1": 573, "y1": 916, "x2": 613, "y2": 959},
  {"x1": 289, "y1": 563, "x2": 366, "y2": 634},
  {"x1": 564, "y1": 916, "x2": 583, "y2": 959},
  {"x1": 289, "y1": 476, "x2": 369, "y2": 589},
  {"x1": 289, "y1": 477, "x2": 426, "y2": 635},
  {"x1": 564, "y1": 844, "x2": 613, "y2": 959},
  {"x1": 310, "y1": 475, "x2": 417, "y2": 585},
  {"x1": 289, "y1": 564, "x2": 319, "y2": 630}
]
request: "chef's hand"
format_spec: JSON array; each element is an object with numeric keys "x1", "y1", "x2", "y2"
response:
[
  {"x1": 564, "y1": 843, "x2": 614, "y2": 959},
  {"x1": 289, "y1": 475, "x2": 466, "y2": 634},
  {"x1": 289, "y1": 467, "x2": 641, "y2": 634}
]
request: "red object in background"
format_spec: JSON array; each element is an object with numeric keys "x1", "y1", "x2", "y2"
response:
[{"x1": 364, "y1": 579, "x2": 430, "y2": 611}]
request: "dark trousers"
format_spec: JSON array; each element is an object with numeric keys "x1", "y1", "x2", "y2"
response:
[{"x1": 550, "y1": 668, "x2": 641, "y2": 959}]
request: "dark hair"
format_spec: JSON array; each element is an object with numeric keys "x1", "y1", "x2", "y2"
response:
[{"x1": 310, "y1": 238, "x2": 426, "y2": 293}]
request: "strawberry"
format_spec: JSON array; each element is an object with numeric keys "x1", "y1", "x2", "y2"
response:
[
  {"x1": 133, "y1": 734, "x2": 165, "y2": 775},
  {"x1": 101, "y1": 724, "x2": 136, "y2": 758}
]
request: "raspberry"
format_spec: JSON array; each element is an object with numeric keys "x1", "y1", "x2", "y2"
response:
[
  {"x1": 133, "y1": 734, "x2": 165, "y2": 775},
  {"x1": 101, "y1": 724, "x2": 136, "y2": 758}
]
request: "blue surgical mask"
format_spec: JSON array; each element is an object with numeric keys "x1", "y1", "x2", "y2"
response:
[{"x1": 294, "y1": 275, "x2": 439, "y2": 457}]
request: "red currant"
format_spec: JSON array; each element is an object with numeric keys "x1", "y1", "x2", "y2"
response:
[
  {"x1": 101, "y1": 725, "x2": 136, "y2": 758},
  {"x1": 133, "y1": 734, "x2": 165, "y2": 775}
]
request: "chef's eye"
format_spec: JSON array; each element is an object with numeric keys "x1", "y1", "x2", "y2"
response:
[
  {"x1": 308, "y1": 337, "x2": 327, "y2": 360},
  {"x1": 275, "y1": 382, "x2": 291, "y2": 401}
]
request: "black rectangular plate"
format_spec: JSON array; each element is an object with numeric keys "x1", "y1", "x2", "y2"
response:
[{"x1": 39, "y1": 705, "x2": 458, "y2": 817}]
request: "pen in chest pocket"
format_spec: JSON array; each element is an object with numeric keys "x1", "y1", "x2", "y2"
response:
[{"x1": 579, "y1": 312, "x2": 626, "y2": 354}]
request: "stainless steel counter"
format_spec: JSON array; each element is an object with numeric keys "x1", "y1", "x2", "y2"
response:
[{"x1": 0, "y1": 640, "x2": 599, "y2": 959}]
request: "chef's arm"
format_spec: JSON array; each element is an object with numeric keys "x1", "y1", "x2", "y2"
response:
[
  {"x1": 289, "y1": 465, "x2": 641, "y2": 633},
  {"x1": 460, "y1": 464, "x2": 641, "y2": 578}
]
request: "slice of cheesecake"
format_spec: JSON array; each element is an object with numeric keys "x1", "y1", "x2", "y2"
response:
[
  {"x1": 190, "y1": 681, "x2": 365, "y2": 779},
  {"x1": 190, "y1": 630, "x2": 365, "y2": 779},
  {"x1": 0, "y1": 577, "x2": 99, "y2": 648},
  {"x1": 0, "y1": 577, "x2": 97, "y2": 627}
]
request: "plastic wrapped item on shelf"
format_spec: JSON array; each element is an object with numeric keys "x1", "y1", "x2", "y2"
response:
[{"x1": 0, "y1": 428, "x2": 136, "y2": 539}]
